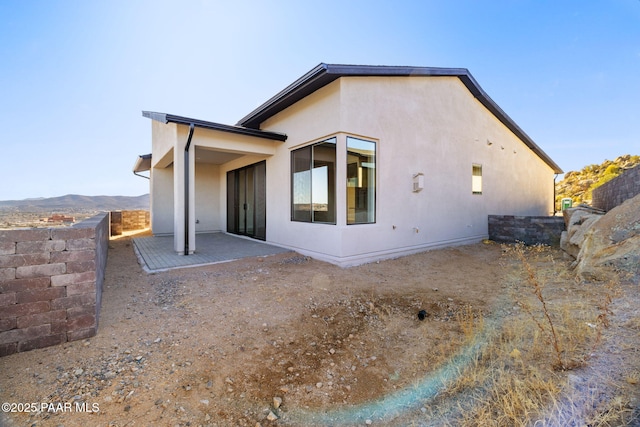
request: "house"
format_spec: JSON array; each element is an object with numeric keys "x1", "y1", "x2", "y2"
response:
[{"x1": 134, "y1": 63, "x2": 562, "y2": 266}]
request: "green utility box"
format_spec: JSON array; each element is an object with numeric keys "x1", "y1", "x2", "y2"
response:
[{"x1": 561, "y1": 198, "x2": 573, "y2": 211}]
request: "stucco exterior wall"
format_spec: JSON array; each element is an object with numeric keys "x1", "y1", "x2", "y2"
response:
[
  {"x1": 150, "y1": 164, "x2": 174, "y2": 236},
  {"x1": 260, "y1": 82, "x2": 345, "y2": 256},
  {"x1": 187, "y1": 127, "x2": 278, "y2": 157},
  {"x1": 258, "y1": 76, "x2": 554, "y2": 265},
  {"x1": 194, "y1": 163, "x2": 221, "y2": 233},
  {"x1": 151, "y1": 120, "x2": 177, "y2": 168}
]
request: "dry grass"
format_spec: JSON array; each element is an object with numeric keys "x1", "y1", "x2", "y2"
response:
[{"x1": 427, "y1": 243, "x2": 637, "y2": 427}]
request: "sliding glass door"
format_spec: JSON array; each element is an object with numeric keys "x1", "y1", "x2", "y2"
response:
[{"x1": 227, "y1": 161, "x2": 266, "y2": 240}]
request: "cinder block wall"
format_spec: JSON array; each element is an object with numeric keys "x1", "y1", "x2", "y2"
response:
[
  {"x1": 0, "y1": 213, "x2": 109, "y2": 357},
  {"x1": 488, "y1": 215, "x2": 565, "y2": 246},
  {"x1": 592, "y1": 164, "x2": 640, "y2": 212}
]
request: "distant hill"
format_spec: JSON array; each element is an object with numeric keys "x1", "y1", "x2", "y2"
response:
[
  {"x1": 556, "y1": 154, "x2": 640, "y2": 206},
  {"x1": 0, "y1": 194, "x2": 150, "y2": 211}
]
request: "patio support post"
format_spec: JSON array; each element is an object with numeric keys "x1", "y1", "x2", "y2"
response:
[
  {"x1": 184, "y1": 123, "x2": 195, "y2": 255},
  {"x1": 173, "y1": 124, "x2": 196, "y2": 255}
]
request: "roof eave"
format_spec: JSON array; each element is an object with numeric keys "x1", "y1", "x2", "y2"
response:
[
  {"x1": 456, "y1": 74, "x2": 563, "y2": 174},
  {"x1": 236, "y1": 63, "x2": 472, "y2": 129},
  {"x1": 142, "y1": 111, "x2": 287, "y2": 142},
  {"x1": 236, "y1": 64, "x2": 562, "y2": 174},
  {"x1": 133, "y1": 153, "x2": 152, "y2": 173},
  {"x1": 236, "y1": 63, "x2": 334, "y2": 129}
]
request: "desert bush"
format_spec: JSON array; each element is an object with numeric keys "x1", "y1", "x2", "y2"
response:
[{"x1": 433, "y1": 243, "x2": 632, "y2": 426}]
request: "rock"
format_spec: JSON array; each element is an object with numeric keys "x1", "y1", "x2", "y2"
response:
[
  {"x1": 273, "y1": 396, "x2": 282, "y2": 409},
  {"x1": 266, "y1": 411, "x2": 278, "y2": 421},
  {"x1": 561, "y1": 205, "x2": 605, "y2": 259},
  {"x1": 574, "y1": 194, "x2": 640, "y2": 280},
  {"x1": 74, "y1": 368, "x2": 84, "y2": 376}
]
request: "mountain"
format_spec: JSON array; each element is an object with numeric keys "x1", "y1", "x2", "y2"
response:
[
  {"x1": 0, "y1": 194, "x2": 150, "y2": 211},
  {"x1": 556, "y1": 154, "x2": 640, "y2": 206}
]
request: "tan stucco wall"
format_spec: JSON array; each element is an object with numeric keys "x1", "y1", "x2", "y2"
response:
[
  {"x1": 149, "y1": 120, "x2": 177, "y2": 236},
  {"x1": 194, "y1": 163, "x2": 221, "y2": 233},
  {"x1": 259, "y1": 76, "x2": 555, "y2": 265},
  {"x1": 188, "y1": 129, "x2": 277, "y2": 157},
  {"x1": 151, "y1": 164, "x2": 174, "y2": 235},
  {"x1": 150, "y1": 120, "x2": 178, "y2": 168}
]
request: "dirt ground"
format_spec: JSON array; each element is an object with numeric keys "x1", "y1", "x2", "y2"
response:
[{"x1": 1, "y1": 233, "x2": 638, "y2": 426}]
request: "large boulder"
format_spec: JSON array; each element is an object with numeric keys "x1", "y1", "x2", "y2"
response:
[
  {"x1": 573, "y1": 194, "x2": 640, "y2": 281},
  {"x1": 560, "y1": 205, "x2": 604, "y2": 259}
]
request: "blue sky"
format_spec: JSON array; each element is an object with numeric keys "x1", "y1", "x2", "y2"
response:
[{"x1": 1, "y1": 0, "x2": 639, "y2": 200}]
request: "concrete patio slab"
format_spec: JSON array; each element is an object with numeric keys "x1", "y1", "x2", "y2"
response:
[{"x1": 132, "y1": 233, "x2": 292, "y2": 272}]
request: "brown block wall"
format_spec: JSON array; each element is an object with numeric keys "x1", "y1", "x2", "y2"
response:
[
  {"x1": 0, "y1": 213, "x2": 109, "y2": 356},
  {"x1": 110, "y1": 210, "x2": 150, "y2": 236},
  {"x1": 488, "y1": 215, "x2": 566, "y2": 246},
  {"x1": 592, "y1": 164, "x2": 640, "y2": 212}
]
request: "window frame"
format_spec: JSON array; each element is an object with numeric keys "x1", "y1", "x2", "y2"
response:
[
  {"x1": 290, "y1": 137, "x2": 337, "y2": 224},
  {"x1": 346, "y1": 136, "x2": 376, "y2": 225},
  {"x1": 472, "y1": 163, "x2": 483, "y2": 195}
]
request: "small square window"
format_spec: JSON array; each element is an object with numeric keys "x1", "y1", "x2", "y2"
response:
[{"x1": 472, "y1": 164, "x2": 482, "y2": 195}]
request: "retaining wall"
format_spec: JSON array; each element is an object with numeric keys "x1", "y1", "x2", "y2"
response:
[
  {"x1": 110, "y1": 210, "x2": 150, "y2": 236},
  {"x1": 0, "y1": 213, "x2": 109, "y2": 357},
  {"x1": 592, "y1": 164, "x2": 640, "y2": 211},
  {"x1": 488, "y1": 215, "x2": 565, "y2": 246}
]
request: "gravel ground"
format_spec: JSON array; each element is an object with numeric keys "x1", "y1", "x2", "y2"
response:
[{"x1": 1, "y1": 236, "x2": 638, "y2": 426}]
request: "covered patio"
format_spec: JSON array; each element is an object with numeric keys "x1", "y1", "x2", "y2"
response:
[
  {"x1": 137, "y1": 112, "x2": 288, "y2": 256},
  {"x1": 133, "y1": 232, "x2": 292, "y2": 272}
]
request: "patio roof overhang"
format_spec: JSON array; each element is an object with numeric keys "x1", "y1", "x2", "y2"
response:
[
  {"x1": 142, "y1": 111, "x2": 287, "y2": 142},
  {"x1": 133, "y1": 153, "x2": 152, "y2": 173}
]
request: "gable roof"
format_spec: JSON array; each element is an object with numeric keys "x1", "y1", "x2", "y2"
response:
[
  {"x1": 237, "y1": 63, "x2": 562, "y2": 173},
  {"x1": 142, "y1": 111, "x2": 287, "y2": 142}
]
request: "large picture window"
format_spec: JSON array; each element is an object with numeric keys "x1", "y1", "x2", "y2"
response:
[
  {"x1": 347, "y1": 137, "x2": 376, "y2": 224},
  {"x1": 291, "y1": 138, "x2": 336, "y2": 223}
]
